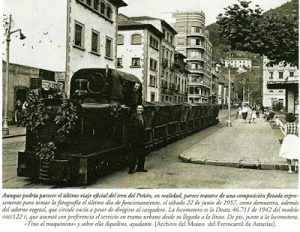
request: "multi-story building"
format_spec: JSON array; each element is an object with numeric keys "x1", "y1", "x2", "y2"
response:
[
  {"x1": 117, "y1": 14, "x2": 162, "y2": 102},
  {"x1": 211, "y1": 68, "x2": 220, "y2": 104},
  {"x1": 174, "y1": 11, "x2": 213, "y2": 103},
  {"x1": 173, "y1": 52, "x2": 188, "y2": 103},
  {"x1": 263, "y1": 57, "x2": 299, "y2": 113},
  {"x1": 3, "y1": 0, "x2": 126, "y2": 123},
  {"x1": 225, "y1": 58, "x2": 252, "y2": 69},
  {"x1": 128, "y1": 16, "x2": 178, "y2": 103}
]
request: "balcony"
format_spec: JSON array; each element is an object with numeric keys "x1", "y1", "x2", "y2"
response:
[
  {"x1": 189, "y1": 81, "x2": 211, "y2": 89},
  {"x1": 161, "y1": 80, "x2": 168, "y2": 89},
  {"x1": 186, "y1": 44, "x2": 205, "y2": 50},
  {"x1": 186, "y1": 56, "x2": 206, "y2": 62},
  {"x1": 187, "y1": 32, "x2": 206, "y2": 38},
  {"x1": 162, "y1": 58, "x2": 168, "y2": 69}
]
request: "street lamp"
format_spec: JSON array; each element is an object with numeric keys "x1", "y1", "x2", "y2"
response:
[
  {"x1": 3, "y1": 14, "x2": 26, "y2": 135},
  {"x1": 227, "y1": 49, "x2": 232, "y2": 127}
]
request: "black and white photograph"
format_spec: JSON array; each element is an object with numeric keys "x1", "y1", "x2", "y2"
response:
[{"x1": 1, "y1": 0, "x2": 299, "y2": 231}]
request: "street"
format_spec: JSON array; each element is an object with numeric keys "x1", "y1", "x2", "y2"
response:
[{"x1": 2, "y1": 114, "x2": 298, "y2": 189}]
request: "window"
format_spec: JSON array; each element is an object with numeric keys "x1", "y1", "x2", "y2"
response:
[
  {"x1": 74, "y1": 21, "x2": 84, "y2": 49},
  {"x1": 191, "y1": 38, "x2": 201, "y2": 46},
  {"x1": 151, "y1": 92, "x2": 155, "y2": 102},
  {"x1": 150, "y1": 58, "x2": 157, "y2": 71},
  {"x1": 191, "y1": 51, "x2": 200, "y2": 58},
  {"x1": 269, "y1": 72, "x2": 273, "y2": 79},
  {"x1": 170, "y1": 35, "x2": 173, "y2": 44},
  {"x1": 149, "y1": 36, "x2": 158, "y2": 49},
  {"x1": 86, "y1": 0, "x2": 92, "y2": 7},
  {"x1": 100, "y1": 2, "x2": 105, "y2": 14},
  {"x1": 106, "y1": 5, "x2": 112, "y2": 19},
  {"x1": 91, "y1": 30, "x2": 100, "y2": 54},
  {"x1": 30, "y1": 78, "x2": 40, "y2": 89},
  {"x1": 269, "y1": 90, "x2": 273, "y2": 93},
  {"x1": 117, "y1": 58, "x2": 123, "y2": 67},
  {"x1": 105, "y1": 37, "x2": 113, "y2": 58},
  {"x1": 290, "y1": 71, "x2": 294, "y2": 77},
  {"x1": 150, "y1": 75, "x2": 156, "y2": 87},
  {"x1": 131, "y1": 34, "x2": 142, "y2": 44},
  {"x1": 191, "y1": 26, "x2": 201, "y2": 33},
  {"x1": 117, "y1": 34, "x2": 124, "y2": 45},
  {"x1": 131, "y1": 58, "x2": 141, "y2": 67},
  {"x1": 93, "y1": 0, "x2": 100, "y2": 11},
  {"x1": 279, "y1": 71, "x2": 283, "y2": 79}
]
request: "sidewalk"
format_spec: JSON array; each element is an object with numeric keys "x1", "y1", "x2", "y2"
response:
[
  {"x1": 179, "y1": 117, "x2": 289, "y2": 171},
  {"x1": 2, "y1": 125, "x2": 26, "y2": 139}
]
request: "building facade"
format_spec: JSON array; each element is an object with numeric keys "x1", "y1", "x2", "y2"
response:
[
  {"x1": 174, "y1": 11, "x2": 213, "y2": 103},
  {"x1": 117, "y1": 14, "x2": 162, "y2": 102},
  {"x1": 262, "y1": 57, "x2": 298, "y2": 108},
  {"x1": 128, "y1": 16, "x2": 178, "y2": 103},
  {"x1": 3, "y1": 0, "x2": 126, "y2": 123},
  {"x1": 173, "y1": 52, "x2": 188, "y2": 103}
]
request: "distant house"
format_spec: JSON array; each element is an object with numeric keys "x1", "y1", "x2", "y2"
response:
[
  {"x1": 225, "y1": 58, "x2": 252, "y2": 69},
  {"x1": 263, "y1": 57, "x2": 299, "y2": 113}
]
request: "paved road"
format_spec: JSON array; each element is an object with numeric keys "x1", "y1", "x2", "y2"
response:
[{"x1": 2, "y1": 116, "x2": 297, "y2": 189}]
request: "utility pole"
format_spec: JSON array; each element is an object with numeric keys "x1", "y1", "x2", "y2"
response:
[
  {"x1": 242, "y1": 76, "x2": 245, "y2": 104},
  {"x1": 3, "y1": 15, "x2": 25, "y2": 135},
  {"x1": 227, "y1": 49, "x2": 232, "y2": 127}
]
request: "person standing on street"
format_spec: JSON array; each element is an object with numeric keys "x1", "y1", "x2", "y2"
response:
[
  {"x1": 279, "y1": 113, "x2": 299, "y2": 174},
  {"x1": 128, "y1": 105, "x2": 147, "y2": 174},
  {"x1": 241, "y1": 104, "x2": 248, "y2": 122},
  {"x1": 251, "y1": 107, "x2": 257, "y2": 123},
  {"x1": 247, "y1": 107, "x2": 253, "y2": 123}
]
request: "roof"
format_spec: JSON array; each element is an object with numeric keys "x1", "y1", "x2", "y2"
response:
[
  {"x1": 118, "y1": 14, "x2": 163, "y2": 38},
  {"x1": 108, "y1": 0, "x2": 127, "y2": 7},
  {"x1": 129, "y1": 16, "x2": 177, "y2": 35},
  {"x1": 71, "y1": 68, "x2": 141, "y2": 85},
  {"x1": 175, "y1": 51, "x2": 186, "y2": 57}
]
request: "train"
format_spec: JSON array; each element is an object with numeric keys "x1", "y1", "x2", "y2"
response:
[{"x1": 17, "y1": 68, "x2": 219, "y2": 185}]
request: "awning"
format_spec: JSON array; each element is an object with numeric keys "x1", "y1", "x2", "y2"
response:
[{"x1": 267, "y1": 80, "x2": 298, "y2": 89}]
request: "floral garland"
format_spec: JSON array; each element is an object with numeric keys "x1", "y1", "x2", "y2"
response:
[{"x1": 20, "y1": 89, "x2": 79, "y2": 161}]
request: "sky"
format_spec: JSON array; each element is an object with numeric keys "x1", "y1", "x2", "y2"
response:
[{"x1": 120, "y1": 0, "x2": 290, "y2": 25}]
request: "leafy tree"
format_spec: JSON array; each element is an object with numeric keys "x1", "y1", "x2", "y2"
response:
[{"x1": 217, "y1": 0, "x2": 298, "y2": 66}]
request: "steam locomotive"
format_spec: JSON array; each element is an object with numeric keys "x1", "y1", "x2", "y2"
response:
[{"x1": 17, "y1": 68, "x2": 219, "y2": 185}]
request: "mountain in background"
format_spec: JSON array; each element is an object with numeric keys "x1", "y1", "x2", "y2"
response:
[{"x1": 206, "y1": 0, "x2": 298, "y2": 64}]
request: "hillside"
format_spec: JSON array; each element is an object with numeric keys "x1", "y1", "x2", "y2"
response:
[{"x1": 206, "y1": 0, "x2": 298, "y2": 64}]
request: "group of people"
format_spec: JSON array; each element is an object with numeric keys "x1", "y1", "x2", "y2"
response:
[
  {"x1": 237, "y1": 104, "x2": 258, "y2": 123},
  {"x1": 14, "y1": 99, "x2": 28, "y2": 126}
]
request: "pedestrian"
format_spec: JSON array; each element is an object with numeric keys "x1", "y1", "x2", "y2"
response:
[
  {"x1": 128, "y1": 105, "x2": 147, "y2": 174},
  {"x1": 247, "y1": 107, "x2": 253, "y2": 123},
  {"x1": 236, "y1": 106, "x2": 242, "y2": 119},
  {"x1": 15, "y1": 100, "x2": 22, "y2": 126},
  {"x1": 241, "y1": 104, "x2": 248, "y2": 122},
  {"x1": 278, "y1": 113, "x2": 299, "y2": 174},
  {"x1": 251, "y1": 107, "x2": 257, "y2": 123}
]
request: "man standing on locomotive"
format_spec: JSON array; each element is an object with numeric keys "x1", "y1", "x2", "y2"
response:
[{"x1": 128, "y1": 105, "x2": 147, "y2": 174}]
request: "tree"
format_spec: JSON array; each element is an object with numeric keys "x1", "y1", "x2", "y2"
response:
[{"x1": 217, "y1": 0, "x2": 298, "y2": 66}]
